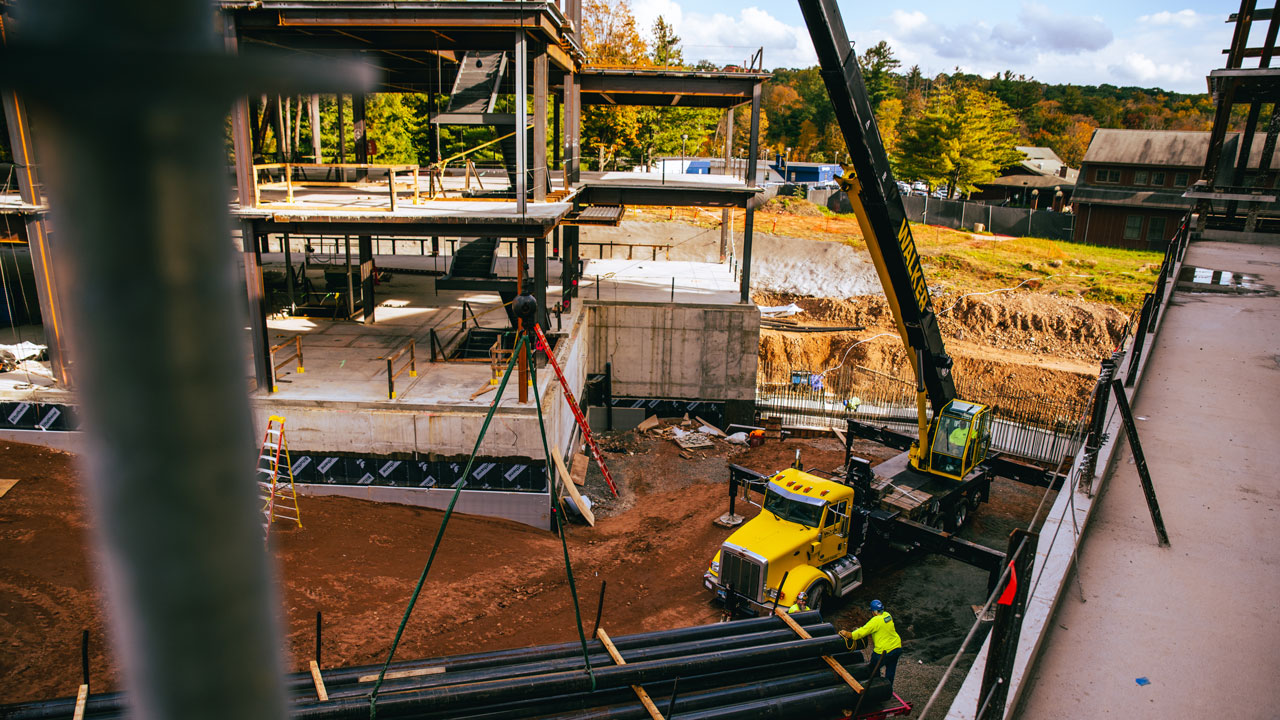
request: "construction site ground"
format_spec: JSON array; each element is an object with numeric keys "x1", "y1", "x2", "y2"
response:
[
  {"x1": 0, "y1": 428, "x2": 1051, "y2": 713},
  {"x1": 0, "y1": 215, "x2": 1144, "y2": 713}
]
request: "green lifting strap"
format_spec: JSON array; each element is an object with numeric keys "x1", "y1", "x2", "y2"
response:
[
  {"x1": 368, "y1": 332, "x2": 527, "y2": 719},
  {"x1": 527, "y1": 336, "x2": 597, "y2": 691}
]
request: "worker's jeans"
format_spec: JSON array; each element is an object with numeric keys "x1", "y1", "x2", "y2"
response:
[{"x1": 869, "y1": 648, "x2": 903, "y2": 687}]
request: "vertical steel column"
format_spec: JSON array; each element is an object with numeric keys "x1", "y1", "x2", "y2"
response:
[
  {"x1": 0, "y1": 72, "x2": 69, "y2": 383},
  {"x1": 533, "y1": 41, "x2": 548, "y2": 202},
  {"x1": 535, "y1": 230, "x2": 548, "y2": 328},
  {"x1": 553, "y1": 96, "x2": 561, "y2": 170},
  {"x1": 353, "y1": 94, "x2": 367, "y2": 180},
  {"x1": 720, "y1": 106, "x2": 734, "y2": 263},
  {"x1": 242, "y1": 221, "x2": 273, "y2": 391},
  {"x1": 308, "y1": 94, "x2": 321, "y2": 164},
  {"x1": 337, "y1": 94, "x2": 347, "y2": 181},
  {"x1": 569, "y1": 73, "x2": 581, "y2": 184},
  {"x1": 360, "y1": 234, "x2": 375, "y2": 323},
  {"x1": 739, "y1": 81, "x2": 762, "y2": 303},
  {"x1": 515, "y1": 30, "x2": 528, "y2": 214},
  {"x1": 564, "y1": 224, "x2": 580, "y2": 303}
]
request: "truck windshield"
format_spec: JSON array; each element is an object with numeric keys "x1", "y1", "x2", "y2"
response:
[{"x1": 764, "y1": 488, "x2": 825, "y2": 528}]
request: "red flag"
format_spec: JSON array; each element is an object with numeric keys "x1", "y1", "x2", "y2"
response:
[{"x1": 997, "y1": 562, "x2": 1017, "y2": 606}]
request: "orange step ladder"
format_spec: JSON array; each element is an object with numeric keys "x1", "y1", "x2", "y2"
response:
[{"x1": 257, "y1": 415, "x2": 302, "y2": 540}]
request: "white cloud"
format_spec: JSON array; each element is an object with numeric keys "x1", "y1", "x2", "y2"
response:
[
  {"x1": 1138, "y1": 10, "x2": 1203, "y2": 28},
  {"x1": 632, "y1": 2, "x2": 817, "y2": 68},
  {"x1": 889, "y1": 10, "x2": 929, "y2": 35},
  {"x1": 1018, "y1": 3, "x2": 1112, "y2": 53},
  {"x1": 630, "y1": 0, "x2": 1228, "y2": 94}
]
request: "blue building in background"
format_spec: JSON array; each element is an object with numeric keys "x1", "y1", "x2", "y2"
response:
[{"x1": 771, "y1": 161, "x2": 841, "y2": 184}]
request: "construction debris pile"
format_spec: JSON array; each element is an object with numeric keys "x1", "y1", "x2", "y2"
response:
[{"x1": 0, "y1": 614, "x2": 899, "y2": 720}]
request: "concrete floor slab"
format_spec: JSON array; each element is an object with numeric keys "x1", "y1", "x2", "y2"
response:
[{"x1": 1014, "y1": 238, "x2": 1280, "y2": 718}]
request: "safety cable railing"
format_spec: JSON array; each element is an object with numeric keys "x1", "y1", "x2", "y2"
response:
[
  {"x1": 920, "y1": 211, "x2": 1194, "y2": 719},
  {"x1": 268, "y1": 336, "x2": 304, "y2": 393},
  {"x1": 385, "y1": 339, "x2": 416, "y2": 400},
  {"x1": 251, "y1": 162, "x2": 420, "y2": 209}
]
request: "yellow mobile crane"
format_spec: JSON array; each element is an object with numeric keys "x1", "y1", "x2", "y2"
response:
[
  {"x1": 703, "y1": 0, "x2": 1005, "y2": 615},
  {"x1": 807, "y1": 0, "x2": 992, "y2": 483}
]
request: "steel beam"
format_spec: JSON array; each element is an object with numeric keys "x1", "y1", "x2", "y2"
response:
[{"x1": 0, "y1": 81, "x2": 69, "y2": 384}]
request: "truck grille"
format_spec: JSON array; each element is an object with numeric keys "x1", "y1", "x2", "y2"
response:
[{"x1": 720, "y1": 546, "x2": 765, "y2": 603}]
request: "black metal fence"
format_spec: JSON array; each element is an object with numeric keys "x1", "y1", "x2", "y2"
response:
[
  {"x1": 756, "y1": 359, "x2": 1089, "y2": 464},
  {"x1": 808, "y1": 188, "x2": 1074, "y2": 242}
]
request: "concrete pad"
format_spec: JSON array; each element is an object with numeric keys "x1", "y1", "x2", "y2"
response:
[{"x1": 1013, "y1": 238, "x2": 1280, "y2": 718}]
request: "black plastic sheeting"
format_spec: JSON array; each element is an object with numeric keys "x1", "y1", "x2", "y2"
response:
[
  {"x1": 0, "y1": 401, "x2": 77, "y2": 431},
  {"x1": 607, "y1": 397, "x2": 726, "y2": 428},
  {"x1": 289, "y1": 451, "x2": 549, "y2": 493}
]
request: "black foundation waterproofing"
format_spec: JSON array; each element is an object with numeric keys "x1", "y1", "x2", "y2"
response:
[{"x1": 0, "y1": 613, "x2": 875, "y2": 720}]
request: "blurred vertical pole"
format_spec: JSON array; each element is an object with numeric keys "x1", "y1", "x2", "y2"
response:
[
  {"x1": 1, "y1": 0, "x2": 289, "y2": 717},
  {"x1": 739, "y1": 80, "x2": 761, "y2": 303},
  {"x1": 514, "y1": 29, "x2": 527, "y2": 214}
]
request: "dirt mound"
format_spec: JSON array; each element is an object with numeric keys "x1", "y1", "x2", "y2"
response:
[
  {"x1": 758, "y1": 196, "x2": 826, "y2": 216},
  {"x1": 755, "y1": 290, "x2": 1127, "y2": 362},
  {"x1": 940, "y1": 291, "x2": 1128, "y2": 361}
]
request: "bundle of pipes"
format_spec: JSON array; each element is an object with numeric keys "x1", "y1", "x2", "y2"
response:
[{"x1": 0, "y1": 613, "x2": 895, "y2": 719}]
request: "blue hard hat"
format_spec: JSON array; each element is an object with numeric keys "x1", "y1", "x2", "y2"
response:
[{"x1": 870, "y1": 599, "x2": 883, "y2": 612}]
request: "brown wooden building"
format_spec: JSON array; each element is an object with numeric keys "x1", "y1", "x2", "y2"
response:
[
  {"x1": 1071, "y1": 129, "x2": 1279, "y2": 249},
  {"x1": 972, "y1": 146, "x2": 1077, "y2": 208}
]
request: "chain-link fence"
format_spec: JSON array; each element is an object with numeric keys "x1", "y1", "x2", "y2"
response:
[{"x1": 756, "y1": 359, "x2": 1089, "y2": 464}]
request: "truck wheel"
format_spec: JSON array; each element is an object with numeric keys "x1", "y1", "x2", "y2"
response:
[
  {"x1": 949, "y1": 503, "x2": 968, "y2": 531},
  {"x1": 967, "y1": 491, "x2": 982, "y2": 510},
  {"x1": 806, "y1": 581, "x2": 830, "y2": 612}
]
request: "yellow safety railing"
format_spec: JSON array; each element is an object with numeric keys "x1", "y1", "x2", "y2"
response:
[
  {"x1": 385, "y1": 338, "x2": 417, "y2": 399},
  {"x1": 268, "y1": 336, "x2": 304, "y2": 393}
]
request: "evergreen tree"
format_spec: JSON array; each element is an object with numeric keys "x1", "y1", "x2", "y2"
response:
[
  {"x1": 895, "y1": 81, "x2": 1022, "y2": 197},
  {"x1": 651, "y1": 16, "x2": 683, "y2": 67},
  {"x1": 858, "y1": 41, "x2": 901, "y2": 111}
]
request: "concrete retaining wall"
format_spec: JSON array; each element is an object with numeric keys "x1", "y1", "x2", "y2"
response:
[{"x1": 585, "y1": 301, "x2": 758, "y2": 405}]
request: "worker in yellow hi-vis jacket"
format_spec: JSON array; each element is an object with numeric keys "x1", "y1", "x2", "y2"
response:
[{"x1": 840, "y1": 599, "x2": 903, "y2": 688}]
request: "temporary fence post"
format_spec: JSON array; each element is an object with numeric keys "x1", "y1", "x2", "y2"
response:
[{"x1": 1125, "y1": 294, "x2": 1153, "y2": 387}]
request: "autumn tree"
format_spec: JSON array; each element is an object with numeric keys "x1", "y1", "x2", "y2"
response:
[
  {"x1": 875, "y1": 97, "x2": 904, "y2": 159},
  {"x1": 895, "y1": 81, "x2": 1022, "y2": 197},
  {"x1": 582, "y1": 0, "x2": 649, "y2": 64},
  {"x1": 858, "y1": 40, "x2": 900, "y2": 111}
]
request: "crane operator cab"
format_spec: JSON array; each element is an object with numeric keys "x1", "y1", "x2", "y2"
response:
[{"x1": 916, "y1": 399, "x2": 991, "y2": 481}]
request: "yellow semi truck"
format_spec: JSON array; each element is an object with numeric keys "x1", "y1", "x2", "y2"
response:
[{"x1": 704, "y1": 468, "x2": 866, "y2": 613}]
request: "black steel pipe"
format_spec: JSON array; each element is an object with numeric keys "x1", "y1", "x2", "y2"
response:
[
  {"x1": 410, "y1": 653, "x2": 868, "y2": 720},
  {"x1": 670, "y1": 683, "x2": 860, "y2": 720},
  {"x1": 290, "y1": 636, "x2": 847, "y2": 719},
  {"x1": 324, "y1": 623, "x2": 836, "y2": 699},
  {"x1": 0, "y1": 614, "x2": 826, "y2": 720}
]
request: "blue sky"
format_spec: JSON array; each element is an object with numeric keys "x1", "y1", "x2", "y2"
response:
[{"x1": 630, "y1": 0, "x2": 1236, "y2": 93}]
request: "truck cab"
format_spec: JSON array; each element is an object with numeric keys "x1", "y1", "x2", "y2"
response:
[{"x1": 704, "y1": 468, "x2": 867, "y2": 614}]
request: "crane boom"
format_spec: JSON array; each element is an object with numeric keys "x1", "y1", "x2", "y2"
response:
[{"x1": 797, "y1": 0, "x2": 956, "y2": 413}]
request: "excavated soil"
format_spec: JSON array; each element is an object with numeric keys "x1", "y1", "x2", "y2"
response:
[{"x1": 756, "y1": 290, "x2": 1128, "y2": 404}]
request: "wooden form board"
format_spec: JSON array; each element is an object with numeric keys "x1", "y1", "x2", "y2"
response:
[
  {"x1": 0, "y1": 479, "x2": 18, "y2": 498},
  {"x1": 309, "y1": 660, "x2": 329, "y2": 701},
  {"x1": 595, "y1": 627, "x2": 665, "y2": 720},
  {"x1": 569, "y1": 452, "x2": 590, "y2": 486},
  {"x1": 773, "y1": 608, "x2": 864, "y2": 694},
  {"x1": 73, "y1": 685, "x2": 88, "y2": 720},
  {"x1": 356, "y1": 666, "x2": 445, "y2": 683},
  {"x1": 551, "y1": 446, "x2": 595, "y2": 526}
]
